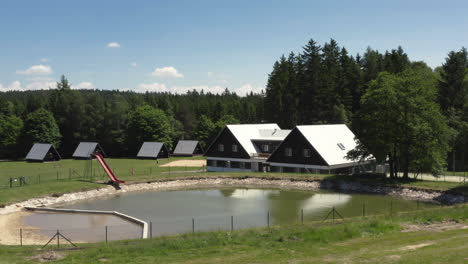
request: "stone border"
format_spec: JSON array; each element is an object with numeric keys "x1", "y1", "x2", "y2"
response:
[{"x1": 24, "y1": 207, "x2": 148, "y2": 239}]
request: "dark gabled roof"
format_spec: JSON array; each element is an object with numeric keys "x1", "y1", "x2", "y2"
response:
[
  {"x1": 25, "y1": 143, "x2": 61, "y2": 161},
  {"x1": 173, "y1": 140, "x2": 202, "y2": 155},
  {"x1": 72, "y1": 142, "x2": 105, "y2": 158},
  {"x1": 137, "y1": 142, "x2": 167, "y2": 158}
]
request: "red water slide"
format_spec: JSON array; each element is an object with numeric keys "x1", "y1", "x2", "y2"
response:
[{"x1": 93, "y1": 153, "x2": 125, "y2": 184}]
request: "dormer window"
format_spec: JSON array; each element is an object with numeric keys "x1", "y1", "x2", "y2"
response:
[
  {"x1": 285, "y1": 148, "x2": 292, "y2": 157},
  {"x1": 218, "y1": 144, "x2": 224, "y2": 152},
  {"x1": 262, "y1": 144, "x2": 270, "y2": 152},
  {"x1": 337, "y1": 143, "x2": 345, "y2": 150},
  {"x1": 232, "y1": 144, "x2": 238, "y2": 152},
  {"x1": 303, "y1": 149, "x2": 311, "y2": 157}
]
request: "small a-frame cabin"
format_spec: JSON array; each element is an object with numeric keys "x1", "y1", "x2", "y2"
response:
[
  {"x1": 137, "y1": 142, "x2": 170, "y2": 159},
  {"x1": 172, "y1": 140, "x2": 204, "y2": 157},
  {"x1": 25, "y1": 143, "x2": 61, "y2": 162},
  {"x1": 72, "y1": 142, "x2": 106, "y2": 159}
]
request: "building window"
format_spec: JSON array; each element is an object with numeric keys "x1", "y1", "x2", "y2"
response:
[
  {"x1": 285, "y1": 148, "x2": 292, "y2": 157},
  {"x1": 337, "y1": 143, "x2": 345, "y2": 150},
  {"x1": 232, "y1": 144, "x2": 238, "y2": 152},
  {"x1": 239, "y1": 162, "x2": 245, "y2": 169},
  {"x1": 262, "y1": 144, "x2": 270, "y2": 152},
  {"x1": 303, "y1": 149, "x2": 311, "y2": 157},
  {"x1": 245, "y1": 162, "x2": 251, "y2": 169},
  {"x1": 207, "y1": 159, "x2": 216, "y2": 167},
  {"x1": 218, "y1": 144, "x2": 224, "y2": 152},
  {"x1": 226, "y1": 161, "x2": 231, "y2": 168}
]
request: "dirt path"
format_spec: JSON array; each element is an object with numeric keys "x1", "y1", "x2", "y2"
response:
[
  {"x1": 160, "y1": 160, "x2": 206, "y2": 167},
  {"x1": 402, "y1": 221, "x2": 468, "y2": 232}
]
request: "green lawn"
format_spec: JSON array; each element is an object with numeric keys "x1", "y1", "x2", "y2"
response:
[
  {"x1": 1, "y1": 159, "x2": 468, "y2": 263},
  {"x1": 1, "y1": 206, "x2": 467, "y2": 263},
  {"x1": 1, "y1": 158, "x2": 467, "y2": 206}
]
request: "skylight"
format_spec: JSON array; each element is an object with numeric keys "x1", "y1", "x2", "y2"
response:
[{"x1": 337, "y1": 143, "x2": 345, "y2": 150}]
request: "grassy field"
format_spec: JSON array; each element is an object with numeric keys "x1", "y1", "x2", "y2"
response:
[
  {"x1": 0, "y1": 206, "x2": 467, "y2": 263},
  {"x1": 1, "y1": 159, "x2": 468, "y2": 263},
  {"x1": 1, "y1": 158, "x2": 468, "y2": 206}
]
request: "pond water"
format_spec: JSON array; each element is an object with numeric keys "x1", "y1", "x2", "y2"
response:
[
  {"x1": 24, "y1": 188, "x2": 434, "y2": 238},
  {"x1": 23, "y1": 212, "x2": 142, "y2": 242}
]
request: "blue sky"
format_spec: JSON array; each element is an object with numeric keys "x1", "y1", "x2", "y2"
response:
[{"x1": 1, "y1": 0, "x2": 468, "y2": 95}]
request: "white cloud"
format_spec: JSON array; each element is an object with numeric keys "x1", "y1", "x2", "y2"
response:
[
  {"x1": 151, "y1": 66, "x2": 184, "y2": 78},
  {"x1": 220, "y1": 79, "x2": 228, "y2": 84},
  {"x1": 0, "y1": 79, "x2": 55, "y2": 91},
  {"x1": 40, "y1": 58, "x2": 50, "y2": 62},
  {"x1": 207, "y1": 71, "x2": 214, "y2": 77},
  {"x1": 17, "y1": 64, "x2": 53, "y2": 75},
  {"x1": 107, "y1": 42, "x2": 121, "y2": 48},
  {"x1": 0, "y1": 81, "x2": 23, "y2": 91},
  {"x1": 72, "y1": 82, "x2": 96, "y2": 90},
  {"x1": 135, "y1": 82, "x2": 262, "y2": 96},
  {"x1": 130, "y1": 62, "x2": 138, "y2": 67},
  {"x1": 235, "y1": 83, "x2": 263, "y2": 96},
  {"x1": 136, "y1": 83, "x2": 224, "y2": 95},
  {"x1": 136, "y1": 83, "x2": 168, "y2": 93},
  {"x1": 25, "y1": 80, "x2": 56, "y2": 90}
]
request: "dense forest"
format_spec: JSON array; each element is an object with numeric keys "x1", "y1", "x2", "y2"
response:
[{"x1": 0, "y1": 38, "x2": 467, "y2": 175}]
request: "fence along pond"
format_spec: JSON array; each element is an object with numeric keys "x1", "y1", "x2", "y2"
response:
[{"x1": 21, "y1": 187, "x2": 437, "y2": 244}]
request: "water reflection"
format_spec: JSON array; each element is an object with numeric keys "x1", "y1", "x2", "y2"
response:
[{"x1": 37, "y1": 188, "x2": 433, "y2": 237}]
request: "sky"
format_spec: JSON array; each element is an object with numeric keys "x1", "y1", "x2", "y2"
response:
[{"x1": 1, "y1": 0, "x2": 468, "y2": 95}]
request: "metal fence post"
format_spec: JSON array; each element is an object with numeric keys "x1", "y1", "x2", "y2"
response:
[
  {"x1": 105, "y1": 226, "x2": 108, "y2": 243},
  {"x1": 20, "y1": 228, "x2": 22, "y2": 247},
  {"x1": 267, "y1": 211, "x2": 270, "y2": 228},
  {"x1": 57, "y1": 230, "x2": 60, "y2": 249},
  {"x1": 332, "y1": 207, "x2": 335, "y2": 223},
  {"x1": 231, "y1": 216, "x2": 234, "y2": 232},
  {"x1": 192, "y1": 218, "x2": 195, "y2": 233},
  {"x1": 150, "y1": 222, "x2": 152, "y2": 238},
  {"x1": 301, "y1": 208, "x2": 304, "y2": 224}
]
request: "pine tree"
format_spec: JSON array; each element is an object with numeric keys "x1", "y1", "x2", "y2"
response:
[{"x1": 299, "y1": 39, "x2": 322, "y2": 124}]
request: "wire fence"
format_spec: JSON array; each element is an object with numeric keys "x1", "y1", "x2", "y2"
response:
[
  {"x1": 16, "y1": 199, "x2": 445, "y2": 248},
  {"x1": 0, "y1": 164, "x2": 208, "y2": 190}
]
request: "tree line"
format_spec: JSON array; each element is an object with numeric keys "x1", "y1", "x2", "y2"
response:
[
  {"x1": 0, "y1": 77, "x2": 260, "y2": 158},
  {"x1": 0, "y1": 38, "x2": 467, "y2": 177},
  {"x1": 265, "y1": 39, "x2": 468, "y2": 176}
]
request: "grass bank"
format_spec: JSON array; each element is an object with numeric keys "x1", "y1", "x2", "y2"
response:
[
  {"x1": 0, "y1": 158, "x2": 467, "y2": 206},
  {"x1": 1, "y1": 206, "x2": 467, "y2": 263}
]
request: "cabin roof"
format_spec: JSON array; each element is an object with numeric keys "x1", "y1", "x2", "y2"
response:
[
  {"x1": 25, "y1": 143, "x2": 61, "y2": 161},
  {"x1": 72, "y1": 142, "x2": 104, "y2": 158},
  {"x1": 173, "y1": 140, "x2": 201, "y2": 155},
  {"x1": 296, "y1": 124, "x2": 358, "y2": 166},
  {"x1": 137, "y1": 142, "x2": 166, "y2": 158}
]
